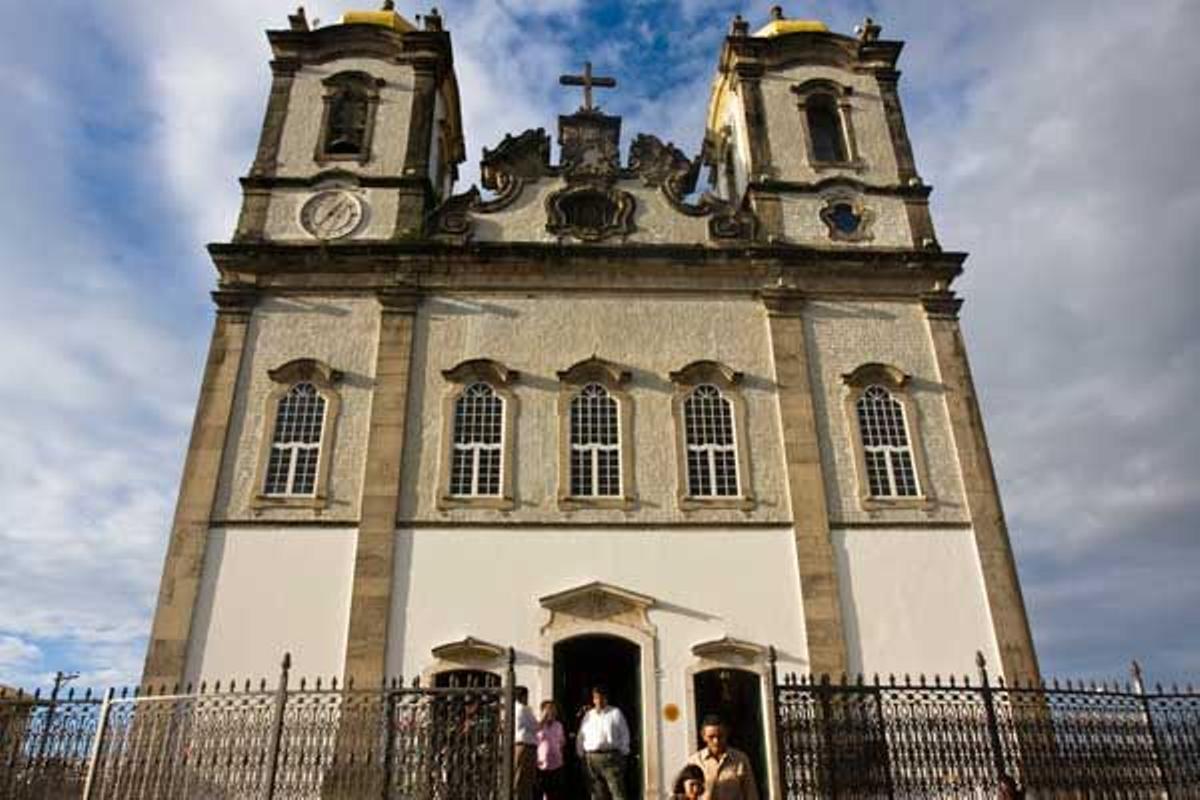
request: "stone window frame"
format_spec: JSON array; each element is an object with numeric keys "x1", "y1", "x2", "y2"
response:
[
  {"x1": 555, "y1": 357, "x2": 637, "y2": 511},
  {"x1": 842, "y1": 363, "x2": 935, "y2": 511},
  {"x1": 252, "y1": 358, "x2": 343, "y2": 511},
  {"x1": 437, "y1": 359, "x2": 519, "y2": 511},
  {"x1": 669, "y1": 361, "x2": 755, "y2": 512},
  {"x1": 819, "y1": 191, "x2": 876, "y2": 243},
  {"x1": 314, "y1": 71, "x2": 386, "y2": 165},
  {"x1": 791, "y1": 79, "x2": 864, "y2": 172}
]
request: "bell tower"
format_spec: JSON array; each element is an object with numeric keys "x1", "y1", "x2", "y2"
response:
[
  {"x1": 235, "y1": 2, "x2": 464, "y2": 244},
  {"x1": 705, "y1": 7, "x2": 937, "y2": 250}
]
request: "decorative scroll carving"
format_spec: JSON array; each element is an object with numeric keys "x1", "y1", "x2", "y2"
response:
[
  {"x1": 628, "y1": 133, "x2": 758, "y2": 242},
  {"x1": 539, "y1": 581, "x2": 656, "y2": 634},
  {"x1": 545, "y1": 184, "x2": 636, "y2": 242}
]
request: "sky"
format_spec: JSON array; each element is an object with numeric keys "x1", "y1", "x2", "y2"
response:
[{"x1": 1, "y1": 0, "x2": 1198, "y2": 691}]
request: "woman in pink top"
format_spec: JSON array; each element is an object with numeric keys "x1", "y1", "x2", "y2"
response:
[{"x1": 535, "y1": 700, "x2": 566, "y2": 800}]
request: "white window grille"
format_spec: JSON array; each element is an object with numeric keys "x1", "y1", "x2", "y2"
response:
[
  {"x1": 264, "y1": 382, "x2": 326, "y2": 496},
  {"x1": 569, "y1": 383, "x2": 621, "y2": 497},
  {"x1": 450, "y1": 382, "x2": 504, "y2": 497},
  {"x1": 856, "y1": 385, "x2": 919, "y2": 497},
  {"x1": 683, "y1": 384, "x2": 740, "y2": 497}
]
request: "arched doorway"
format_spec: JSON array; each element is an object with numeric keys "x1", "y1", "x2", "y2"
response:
[
  {"x1": 554, "y1": 635, "x2": 642, "y2": 800},
  {"x1": 693, "y1": 668, "x2": 767, "y2": 793}
]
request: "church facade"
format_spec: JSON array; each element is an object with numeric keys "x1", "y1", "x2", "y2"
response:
[{"x1": 142, "y1": 4, "x2": 1039, "y2": 796}]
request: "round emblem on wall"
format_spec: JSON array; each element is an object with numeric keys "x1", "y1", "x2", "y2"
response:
[{"x1": 300, "y1": 190, "x2": 364, "y2": 240}]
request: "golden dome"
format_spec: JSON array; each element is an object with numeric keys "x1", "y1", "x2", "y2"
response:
[
  {"x1": 340, "y1": 2, "x2": 415, "y2": 32},
  {"x1": 754, "y1": 18, "x2": 829, "y2": 37}
]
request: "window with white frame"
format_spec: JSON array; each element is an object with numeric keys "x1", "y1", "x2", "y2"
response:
[
  {"x1": 449, "y1": 382, "x2": 504, "y2": 497},
  {"x1": 683, "y1": 384, "x2": 740, "y2": 497},
  {"x1": 856, "y1": 385, "x2": 919, "y2": 497},
  {"x1": 264, "y1": 382, "x2": 327, "y2": 496},
  {"x1": 569, "y1": 383, "x2": 621, "y2": 497}
]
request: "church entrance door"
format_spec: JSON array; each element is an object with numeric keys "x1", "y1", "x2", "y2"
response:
[
  {"x1": 554, "y1": 635, "x2": 642, "y2": 800},
  {"x1": 693, "y1": 669, "x2": 767, "y2": 793}
]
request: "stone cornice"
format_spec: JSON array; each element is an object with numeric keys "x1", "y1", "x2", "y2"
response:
[{"x1": 755, "y1": 177, "x2": 932, "y2": 199}]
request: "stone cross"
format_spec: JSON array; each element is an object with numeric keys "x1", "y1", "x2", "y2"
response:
[{"x1": 559, "y1": 62, "x2": 617, "y2": 112}]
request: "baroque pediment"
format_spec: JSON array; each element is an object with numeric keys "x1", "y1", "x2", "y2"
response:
[
  {"x1": 431, "y1": 636, "x2": 506, "y2": 664},
  {"x1": 540, "y1": 582, "x2": 655, "y2": 633},
  {"x1": 691, "y1": 636, "x2": 767, "y2": 665}
]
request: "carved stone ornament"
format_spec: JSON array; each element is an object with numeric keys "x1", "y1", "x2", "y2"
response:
[
  {"x1": 430, "y1": 636, "x2": 506, "y2": 664},
  {"x1": 819, "y1": 194, "x2": 875, "y2": 243},
  {"x1": 629, "y1": 133, "x2": 758, "y2": 242},
  {"x1": 299, "y1": 189, "x2": 365, "y2": 240},
  {"x1": 430, "y1": 128, "x2": 554, "y2": 241},
  {"x1": 691, "y1": 636, "x2": 767, "y2": 665},
  {"x1": 539, "y1": 581, "x2": 655, "y2": 634},
  {"x1": 545, "y1": 183, "x2": 636, "y2": 242}
]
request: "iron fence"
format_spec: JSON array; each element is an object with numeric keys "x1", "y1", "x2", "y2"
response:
[
  {"x1": 772, "y1": 652, "x2": 1200, "y2": 799},
  {"x1": 0, "y1": 652, "x2": 515, "y2": 800}
]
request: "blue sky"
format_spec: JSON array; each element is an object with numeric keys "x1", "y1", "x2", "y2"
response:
[{"x1": 2, "y1": 0, "x2": 1198, "y2": 690}]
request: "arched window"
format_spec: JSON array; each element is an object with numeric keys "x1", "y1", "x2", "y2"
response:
[
  {"x1": 683, "y1": 385, "x2": 740, "y2": 497},
  {"x1": 264, "y1": 382, "x2": 327, "y2": 496},
  {"x1": 569, "y1": 383, "x2": 621, "y2": 497},
  {"x1": 806, "y1": 94, "x2": 848, "y2": 163},
  {"x1": 316, "y1": 72, "x2": 384, "y2": 163},
  {"x1": 856, "y1": 385, "x2": 919, "y2": 497},
  {"x1": 325, "y1": 89, "x2": 369, "y2": 155},
  {"x1": 450, "y1": 383, "x2": 504, "y2": 497}
]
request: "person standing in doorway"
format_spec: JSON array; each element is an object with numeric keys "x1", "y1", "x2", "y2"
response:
[
  {"x1": 535, "y1": 700, "x2": 566, "y2": 800},
  {"x1": 513, "y1": 687, "x2": 538, "y2": 800},
  {"x1": 686, "y1": 715, "x2": 759, "y2": 800},
  {"x1": 575, "y1": 685, "x2": 630, "y2": 800}
]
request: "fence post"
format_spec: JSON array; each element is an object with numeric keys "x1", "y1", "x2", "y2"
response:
[
  {"x1": 1132, "y1": 661, "x2": 1172, "y2": 800},
  {"x1": 766, "y1": 647, "x2": 783, "y2": 800},
  {"x1": 381, "y1": 676, "x2": 395, "y2": 800},
  {"x1": 502, "y1": 647, "x2": 515, "y2": 800},
  {"x1": 81, "y1": 688, "x2": 114, "y2": 800},
  {"x1": 977, "y1": 652, "x2": 1007, "y2": 784},
  {"x1": 263, "y1": 652, "x2": 292, "y2": 800},
  {"x1": 817, "y1": 675, "x2": 837, "y2": 800}
]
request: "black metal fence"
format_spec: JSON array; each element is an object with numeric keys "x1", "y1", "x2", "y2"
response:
[
  {"x1": 772, "y1": 653, "x2": 1200, "y2": 799},
  {"x1": 0, "y1": 653, "x2": 515, "y2": 800}
]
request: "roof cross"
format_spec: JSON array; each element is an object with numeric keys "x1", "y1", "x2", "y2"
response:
[{"x1": 559, "y1": 61, "x2": 617, "y2": 112}]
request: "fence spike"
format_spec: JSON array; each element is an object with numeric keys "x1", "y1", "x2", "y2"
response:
[
  {"x1": 919, "y1": 673, "x2": 927, "y2": 687},
  {"x1": 1171, "y1": 682, "x2": 1179, "y2": 694},
  {"x1": 839, "y1": 673, "x2": 848, "y2": 686},
  {"x1": 1188, "y1": 683, "x2": 1195, "y2": 694},
  {"x1": 300, "y1": 677, "x2": 307, "y2": 690},
  {"x1": 186, "y1": 682, "x2": 194, "y2": 694},
  {"x1": 934, "y1": 674, "x2": 942, "y2": 687},
  {"x1": 135, "y1": 685, "x2": 144, "y2": 698},
  {"x1": 121, "y1": 687, "x2": 129, "y2": 699},
  {"x1": 873, "y1": 673, "x2": 881, "y2": 686},
  {"x1": 949, "y1": 674, "x2": 956, "y2": 687},
  {"x1": 33, "y1": 688, "x2": 42, "y2": 700},
  {"x1": 904, "y1": 673, "x2": 911, "y2": 687},
  {"x1": 997, "y1": 675, "x2": 1006, "y2": 687},
  {"x1": 1155, "y1": 682, "x2": 1163, "y2": 694},
  {"x1": 888, "y1": 673, "x2": 896, "y2": 687},
  {"x1": 963, "y1": 674, "x2": 971, "y2": 687},
  {"x1": 856, "y1": 673, "x2": 864, "y2": 686},
  {"x1": 84, "y1": 687, "x2": 93, "y2": 700},
  {"x1": 332, "y1": 676, "x2": 339, "y2": 691},
  {"x1": 412, "y1": 676, "x2": 420, "y2": 688}
]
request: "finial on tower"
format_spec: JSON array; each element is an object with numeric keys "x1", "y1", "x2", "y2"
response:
[
  {"x1": 770, "y1": 5, "x2": 785, "y2": 21},
  {"x1": 382, "y1": 0, "x2": 395, "y2": 9},
  {"x1": 424, "y1": 6, "x2": 442, "y2": 31},
  {"x1": 855, "y1": 16, "x2": 882, "y2": 42},
  {"x1": 288, "y1": 6, "x2": 310, "y2": 31},
  {"x1": 731, "y1": 14, "x2": 748, "y2": 37}
]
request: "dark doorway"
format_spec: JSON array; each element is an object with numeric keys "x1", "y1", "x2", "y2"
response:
[
  {"x1": 693, "y1": 669, "x2": 767, "y2": 793},
  {"x1": 434, "y1": 669, "x2": 500, "y2": 688},
  {"x1": 553, "y1": 635, "x2": 642, "y2": 800}
]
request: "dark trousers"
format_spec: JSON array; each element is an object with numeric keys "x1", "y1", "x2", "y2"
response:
[
  {"x1": 536, "y1": 766, "x2": 565, "y2": 800},
  {"x1": 584, "y1": 752, "x2": 626, "y2": 800}
]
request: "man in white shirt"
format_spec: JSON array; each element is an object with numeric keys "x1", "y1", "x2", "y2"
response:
[
  {"x1": 513, "y1": 686, "x2": 539, "y2": 800},
  {"x1": 575, "y1": 685, "x2": 630, "y2": 800}
]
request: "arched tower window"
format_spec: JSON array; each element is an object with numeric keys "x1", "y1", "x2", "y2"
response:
[
  {"x1": 316, "y1": 72, "x2": 385, "y2": 163},
  {"x1": 438, "y1": 359, "x2": 519, "y2": 510},
  {"x1": 806, "y1": 94, "x2": 848, "y2": 163},
  {"x1": 569, "y1": 383, "x2": 621, "y2": 497},
  {"x1": 450, "y1": 382, "x2": 505, "y2": 497},
  {"x1": 843, "y1": 364, "x2": 932, "y2": 509},
  {"x1": 683, "y1": 385, "x2": 740, "y2": 497},
  {"x1": 856, "y1": 385, "x2": 919, "y2": 498},
  {"x1": 254, "y1": 358, "x2": 342, "y2": 509},
  {"x1": 264, "y1": 382, "x2": 327, "y2": 496}
]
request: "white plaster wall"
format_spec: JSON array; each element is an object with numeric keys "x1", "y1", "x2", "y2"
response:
[
  {"x1": 804, "y1": 300, "x2": 968, "y2": 524},
  {"x1": 402, "y1": 294, "x2": 790, "y2": 524},
  {"x1": 467, "y1": 180, "x2": 711, "y2": 245},
  {"x1": 779, "y1": 194, "x2": 913, "y2": 248},
  {"x1": 275, "y1": 58, "x2": 415, "y2": 178},
  {"x1": 833, "y1": 528, "x2": 1000, "y2": 678},
  {"x1": 263, "y1": 185, "x2": 399, "y2": 241},
  {"x1": 185, "y1": 527, "x2": 357, "y2": 684},
  {"x1": 387, "y1": 526, "x2": 807, "y2": 791},
  {"x1": 724, "y1": 89, "x2": 751, "y2": 198},
  {"x1": 760, "y1": 66, "x2": 901, "y2": 185},
  {"x1": 215, "y1": 295, "x2": 380, "y2": 522}
]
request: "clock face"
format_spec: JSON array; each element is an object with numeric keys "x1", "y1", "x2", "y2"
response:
[{"x1": 300, "y1": 190, "x2": 364, "y2": 240}]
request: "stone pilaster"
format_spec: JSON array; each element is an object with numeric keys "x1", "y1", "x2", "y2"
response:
[
  {"x1": 761, "y1": 287, "x2": 849, "y2": 677},
  {"x1": 923, "y1": 292, "x2": 1041, "y2": 682},
  {"x1": 142, "y1": 286, "x2": 257, "y2": 688},
  {"x1": 342, "y1": 287, "x2": 421, "y2": 686},
  {"x1": 394, "y1": 58, "x2": 439, "y2": 238}
]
